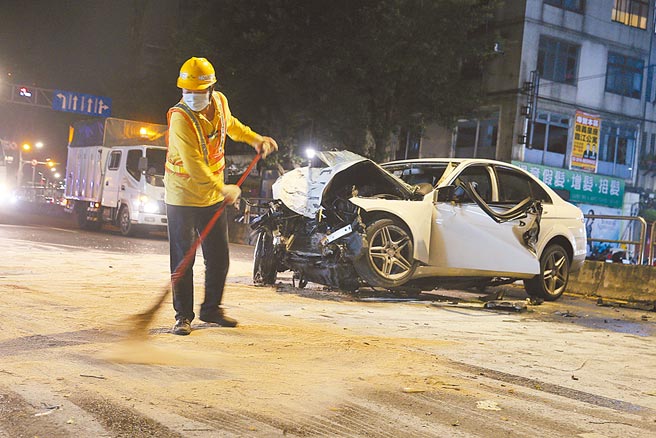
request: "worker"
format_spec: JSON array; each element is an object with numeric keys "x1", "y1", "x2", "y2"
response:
[{"x1": 165, "y1": 57, "x2": 278, "y2": 336}]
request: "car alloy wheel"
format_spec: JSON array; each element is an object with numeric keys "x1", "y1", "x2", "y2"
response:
[
  {"x1": 354, "y1": 218, "x2": 416, "y2": 288},
  {"x1": 369, "y1": 224, "x2": 413, "y2": 279},
  {"x1": 524, "y1": 243, "x2": 570, "y2": 301}
]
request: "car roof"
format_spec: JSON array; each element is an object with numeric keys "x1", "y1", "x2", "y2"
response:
[
  {"x1": 384, "y1": 157, "x2": 510, "y2": 166},
  {"x1": 381, "y1": 158, "x2": 530, "y2": 172},
  {"x1": 382, "y1": 157, "x2": 570, "y2": 203}
]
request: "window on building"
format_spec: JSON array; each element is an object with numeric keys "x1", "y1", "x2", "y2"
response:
[
  {"x1": 396, "y1": 126, "x2": 422, "y2": 160},
  {"x1": 530, "y1": 111, "x2": 570, "y2": 154},
  {"x1": 605, "y1": 52, "x2": 644, "y2": 98},
  {"x1": 598, "y1": 122, "x2": 637, "y2": 178},
  {"x1": 544, "y1": 0, "x2": 585, "y2": 14},
  {"x1": 537, "y1": 36, "x2": 580, "y2": 84},
  {"x1": 647, "y1": 66, "x2": 655, "y2": 102},
  {"x1": 455, "y1": 121, "x2": 477, "y2": 150},
  {"x1": 455, "y1": 114, "x2": 498, "y2": 159},
  {"x1": 612, "y1": 0, "x2": 648, "y2": 29}
]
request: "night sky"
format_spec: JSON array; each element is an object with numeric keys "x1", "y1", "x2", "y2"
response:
[{"x1": 0, "y1": 0, "x2": 173, "y2": 165}]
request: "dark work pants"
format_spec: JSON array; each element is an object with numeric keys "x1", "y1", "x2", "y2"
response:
[{"x1": 166, "y1": 202, "x2": 230, "y2": 322}]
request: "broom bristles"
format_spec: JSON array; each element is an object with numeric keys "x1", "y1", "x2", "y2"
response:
[{"x1": 126, "y1": 287, "x2": 171, "y2": 338}]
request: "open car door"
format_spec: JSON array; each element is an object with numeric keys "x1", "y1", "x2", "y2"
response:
[{"x1": 428, "y1": 164, "x2": 541, "y2": 276}]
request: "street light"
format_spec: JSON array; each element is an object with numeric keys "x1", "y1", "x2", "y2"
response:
[
  {"x1": 305, "y1": 147, "x2": 316, "y2": 167},
  {"x1": 18, "y1": 144, "x2": 31, "y2": 186},
  {"x1": 18, "y1": 142, "x2": 47, "y2": 189}
]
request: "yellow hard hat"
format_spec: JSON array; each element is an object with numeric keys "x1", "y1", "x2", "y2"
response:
[{"x1": 177, "y1": 57, "x2": 217, "y2": 90}]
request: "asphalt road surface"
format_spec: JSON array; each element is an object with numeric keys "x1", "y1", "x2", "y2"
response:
[{"x1": 1, "y1": 202, "x2": 655, "y2": 437}]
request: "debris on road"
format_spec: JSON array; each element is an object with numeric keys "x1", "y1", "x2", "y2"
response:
[
  {"x1": 80, "y1": 374, "x2": 107, "y2": 380},
  {"x1": 484, "y1": 300, "x2": 527, "y2": 312},
  {"x1": 555, "y1": 310, "x2": 580, "y2": 318},
  {"x1": 34, "y1": 404, "x2": 61, "y2": 417}
]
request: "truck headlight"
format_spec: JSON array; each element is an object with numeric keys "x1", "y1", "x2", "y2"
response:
[
  {"x1": 143, "y1": 201, "x2": 159, "y2": 214},
  {"x1": 136, "y1": 195, "x2": 160, "y2": 214}
]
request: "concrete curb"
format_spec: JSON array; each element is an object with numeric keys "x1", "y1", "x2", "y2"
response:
[{"x1": 567, "y1": 261, "x2": 656, "y2": 305}]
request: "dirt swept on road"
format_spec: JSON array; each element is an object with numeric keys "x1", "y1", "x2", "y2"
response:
[{"x1": 1, "y1": 234, "x2": 655, "y2": 437}]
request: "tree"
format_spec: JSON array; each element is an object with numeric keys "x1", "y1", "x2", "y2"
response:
[{"x1": 175, "y1": 0, "x2": 498, "y2": 163}]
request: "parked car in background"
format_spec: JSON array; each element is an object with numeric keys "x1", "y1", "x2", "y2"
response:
[{"x1": 252, "y1": 151, "x2": 587, "y2": 301}]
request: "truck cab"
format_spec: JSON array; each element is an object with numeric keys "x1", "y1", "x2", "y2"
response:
[{"x1": 99, "y1": 145, "x2": 167, "y2": 235}]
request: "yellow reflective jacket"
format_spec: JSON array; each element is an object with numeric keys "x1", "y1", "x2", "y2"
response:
[{"x1": 164, "y1": 91, "x2": 262, "y2": 206}]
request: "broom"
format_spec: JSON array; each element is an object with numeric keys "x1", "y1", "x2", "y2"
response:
[{"x1": 128, "y1": 153, "x2": 262, "y2": 338}]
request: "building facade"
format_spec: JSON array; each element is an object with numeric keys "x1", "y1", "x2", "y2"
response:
[{"x1": 414, "y1": 0, "x2": 656, "y2": 256}]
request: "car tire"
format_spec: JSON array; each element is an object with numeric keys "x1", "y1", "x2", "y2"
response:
[
  {"x1": 523, "y1": 243, "x2": 570, "y2": 301},
  {"x1": 353, "y1": 218, "x2": 416, "y2": 288},
  {"x1": 119, "y1": 205, "x2": 137, "y2": 237},
  {"x1": 253, "y1": 230, "x2": 277, "y2": 285}
]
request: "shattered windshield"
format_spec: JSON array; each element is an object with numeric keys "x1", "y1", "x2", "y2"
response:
[{"x1": 382, "y1": 162, "x2": 456, "y2": 188}]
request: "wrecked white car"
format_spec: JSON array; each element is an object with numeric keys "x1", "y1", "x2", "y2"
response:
[{"x1": 251, "y1": 151, "x2": 586, "y2": 301}]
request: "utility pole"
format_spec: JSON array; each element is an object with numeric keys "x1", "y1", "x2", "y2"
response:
[{"x1": 520, "y1": 70, "x2": 540, "y2": 154}]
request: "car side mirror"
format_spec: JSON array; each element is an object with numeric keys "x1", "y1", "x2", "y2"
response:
[{"x1": 435, "y1": 185, "x2": 463, "y2": 202}]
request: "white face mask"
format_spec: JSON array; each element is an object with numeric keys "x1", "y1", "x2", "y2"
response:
[{"x1": 182, "y1": 91, "x2": 210, "y2": 111}]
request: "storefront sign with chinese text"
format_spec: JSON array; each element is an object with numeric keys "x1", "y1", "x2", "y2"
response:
[{"x1": 513, "y1": 161, "x2": 624, "y2": 208}]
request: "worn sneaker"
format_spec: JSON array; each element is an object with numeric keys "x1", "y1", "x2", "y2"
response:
[
  {"x1": 172, "y1": 319, "x2": 192, "y2": 335},
  {"x1": 199, "y1": 310, "x2": 238, "y2": 327}
]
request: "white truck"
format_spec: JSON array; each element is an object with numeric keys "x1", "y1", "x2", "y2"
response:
[
  {"x1": 0, "y1": 140, "x2": 18, "y2": 206},
  {"x1": 64, "y1": 117, "x2": 168, "y2": 236}
]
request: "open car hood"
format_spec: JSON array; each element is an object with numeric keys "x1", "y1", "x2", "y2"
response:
[{"x1": 272, "y1": 150, "x2": 414, "y2": 218}]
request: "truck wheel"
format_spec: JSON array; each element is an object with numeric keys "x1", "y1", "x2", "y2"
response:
[
  {"x1": 74, "y1": 203, "x2": 88, "y2": 229},
  {"x1": 118, "y1": 205, "x2": 136, "y2": 236},
  {"x1": 353, "y1": 218, "x2": 416, "y2": 288},
  {"x1": 523, "y1": 243, "x2": 570, "y2": 301},
  {"x1": 74, "y1": 202, "x2": 101, "y2": 231},
  {"x1": 253, "y1": 230, "x2": 277, "y2": 285}
]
